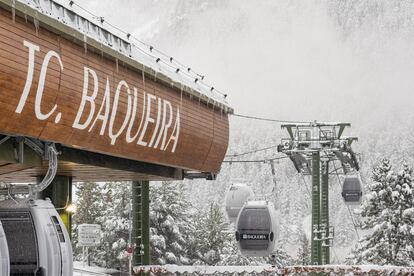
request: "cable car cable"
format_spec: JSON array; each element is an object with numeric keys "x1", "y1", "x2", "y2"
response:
[
  {"x1": 226, "y1": 145, "x2": 280, "y2": 158},
  {"x1": 269, "y1": 160, "x2": 277, "y2": 194},
  {"x1": 223, "y1": 156, "x2": 289, "y2": 163},
  {"x1": 331, "y1": 247, "x2": 340, "y2": 263},
  {"x1": 329, "y1": 166, "x2": 345, "y2": 175},
  {"x1": 231, "y1": 113, "x2": 311, "y2": 124},
  {"x1": 300, "y1": 174, "x2": 312, "y2": 198}
]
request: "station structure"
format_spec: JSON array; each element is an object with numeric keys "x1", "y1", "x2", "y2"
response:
[{"x1": 0, "y1": 0, "x2": 232, "y2": 268}]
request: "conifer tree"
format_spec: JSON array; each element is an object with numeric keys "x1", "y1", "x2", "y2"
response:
[
  {"x1": 351, "y1": 160, "x2": 414, "y2": 265},
  {"x1": 191, "y1": 202, "x2": 229, "y2": 265},
  {"x1": 149, "y1": 181, "x2": 194, "y2": 265},
  {"x1": 72, "y1": 182, "x2": 103, "y2": 261},
  {"x1": 95, "y1": 182, "x2": 130, "y2": 270},
  {"x1": 296, "y1": 234, "x2": 311, "y2": 265}
]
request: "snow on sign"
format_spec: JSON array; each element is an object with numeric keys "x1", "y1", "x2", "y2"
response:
[{"x1": 78, "y1": 224, "x2": 101, "y2": 247}]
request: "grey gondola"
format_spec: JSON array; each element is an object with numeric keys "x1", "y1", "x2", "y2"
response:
[
  {"x1": 342, "y1": 175, "x2": 362, "y2": 204},
  {"x1": 235, "y1": 201, "x2": 278, "y2": 256},
  {"x1": 0, "y1": 199, "x2": 73, "y2": 276}
]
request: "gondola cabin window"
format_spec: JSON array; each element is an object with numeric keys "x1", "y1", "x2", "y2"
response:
[{"x1": 237, "y1": 208, "x2": 271, "y2": 231}]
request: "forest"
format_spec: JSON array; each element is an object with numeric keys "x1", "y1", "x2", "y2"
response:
[{"x1": 72, "y1": 118, "x2": 414, "y2": 271}]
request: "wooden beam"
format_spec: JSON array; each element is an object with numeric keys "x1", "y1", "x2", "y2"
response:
[
  {"x1": 0, "y1": 139, "x2": 40, "y2": 165},
  {"x1": 59, "y1": 147, "x2": 183, "y2": 180}
]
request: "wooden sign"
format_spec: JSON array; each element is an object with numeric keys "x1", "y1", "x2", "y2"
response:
[{"x1": 0, "y1": 9, "x2": 229, "y2": 173}]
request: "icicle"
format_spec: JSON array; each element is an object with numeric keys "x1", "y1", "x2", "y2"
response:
[
  {"x1": 23, "y1": 4, "x2": 27, "y2": 23},
  {"x1": 83, "y1": 33, "x2": 88, "y2": 55},
  {"x1": 153, "y1": 71, "x2": 158, "y2": 82},
  {"x1": 180, "y1": 84, "x2": 184, "y2": 109},
  {"x1": 12, "y1": 0, "x2": 15, "y2": 23},
  {"x1": 142, "y1": 66, "x2": 146, "y2": 93},
  {"x1": 33, "y1": 17, "x2": 39, "y2": 37}
]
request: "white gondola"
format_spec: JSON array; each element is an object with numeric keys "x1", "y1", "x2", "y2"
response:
[
  {"x1": 342, "y1": 175, "x2": 363, "y2": 204},
  {"x1": 235, "y1": 201, "x2": 279, "y2": 256},
  {"x1": 0, "y1": 220, "x2": 9, "y2": 276},
  {"x1": 0, "y1": 198, "x2": 73, "y2": 276},
  {"x1": 225, "y1": 183, "x2": 254, "y2": 224}
]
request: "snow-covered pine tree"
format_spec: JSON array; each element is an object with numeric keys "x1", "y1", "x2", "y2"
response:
[
  {"x1": 269, "y1": 249, "x2": 294, "y2": 268},
  {"x1": 72, "y1": 182, "x2": 103, "y2": 262},
  {"x1": 95, "y1": 182, "x2": 130, "y2": 271},
  {"x1": 219, "y1": 238, "x2": 258, "y2": 266},
  {"x1": 150, "y1": 181, "x2": 194, "y2": 265},
  {"x1": 191, "y1": 202, "x2": 229, "y2": 265},
  {"x1": 351, "y1": 160, "x2": 414, "y2": 265},
  {"x1": 296, "y1": 233, "x2": 311, "y2": 265},
  {"x1": 400, "y1": 164, "x2": 414, "y2": 265}
]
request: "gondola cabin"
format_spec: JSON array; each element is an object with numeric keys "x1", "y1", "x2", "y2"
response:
[
  {"x1": 225, "y1": 183, "x2": 254, "y2": 224},
  {"x1": 235, "y1": 201, "x2": 279, "y2": 256},
  {"x1": 342, "y1": 175, "x2": 363, "y2": 204},
  {"x1": 0, "y1": 220, "x2": 9, "y2": 276},
  {"x1": 0, "y1": 199, "x2": 73, "y2": 276}
]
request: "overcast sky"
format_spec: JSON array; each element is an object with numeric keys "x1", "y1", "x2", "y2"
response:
[{"x1": 65, "y1": 0, "x2": 414, "y2": 130}]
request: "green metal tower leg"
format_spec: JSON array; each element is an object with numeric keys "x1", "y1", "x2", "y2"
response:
[
  {"x1": 320, "y1": 161, "x2": 330, "y2": 264},
  {"x1": 37, "y1": 175, "x2": 73, "y2": 239},
  {"x1": 132, "y1": 181, "x2": 150, "y2": 268},
  {"x1": 311, "y1": 152, "x2": 321, "y2": 265},
  {"x1": 141, "y1": 181, "x2": 150, "y2": 266}
]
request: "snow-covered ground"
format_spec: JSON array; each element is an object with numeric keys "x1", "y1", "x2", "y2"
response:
[
  {"x1": 73, "y1": 262, "x2": 118, "y2": 276},
  {"x1": 74, "y1": 272, "x2": 108, "y2": 276}
]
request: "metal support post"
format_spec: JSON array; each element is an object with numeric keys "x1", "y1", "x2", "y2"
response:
[
  {"x1": 320, "y1": 161, "x2": 330, "y2": 264},
  {"x1": 132, "y1": 181, "x2": 150, "y2": 269},
  {"x1": 311, "y1": 152, "x2": 321, "y2": 265},
  {"x1": 279, "y1": 122, "x2": 358, "y2": 267},
  {"x1": 142, "y1": 181, "x2": 150, "y2": 265}
]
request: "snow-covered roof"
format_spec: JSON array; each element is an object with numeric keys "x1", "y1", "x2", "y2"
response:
[
  {"x1": 134, "y1": 265, "x2": 414, "y2": 275},
  {"x1": 76, "y1": 263, "x2": 414, "y2": 275},
  {"x1": 6, "y1": 0, "x2": 232, "y2": 113},
  {"x1": 134, "y1": 265, "x2": 276, "y2": 275},
  {"x1": 282, "y1": 265, "x2": 414, "y2": 275}
]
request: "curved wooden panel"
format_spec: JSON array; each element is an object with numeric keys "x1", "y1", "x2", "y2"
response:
[{"x1": 0, "y1": 11, "x2": 229, "y2": 173}]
